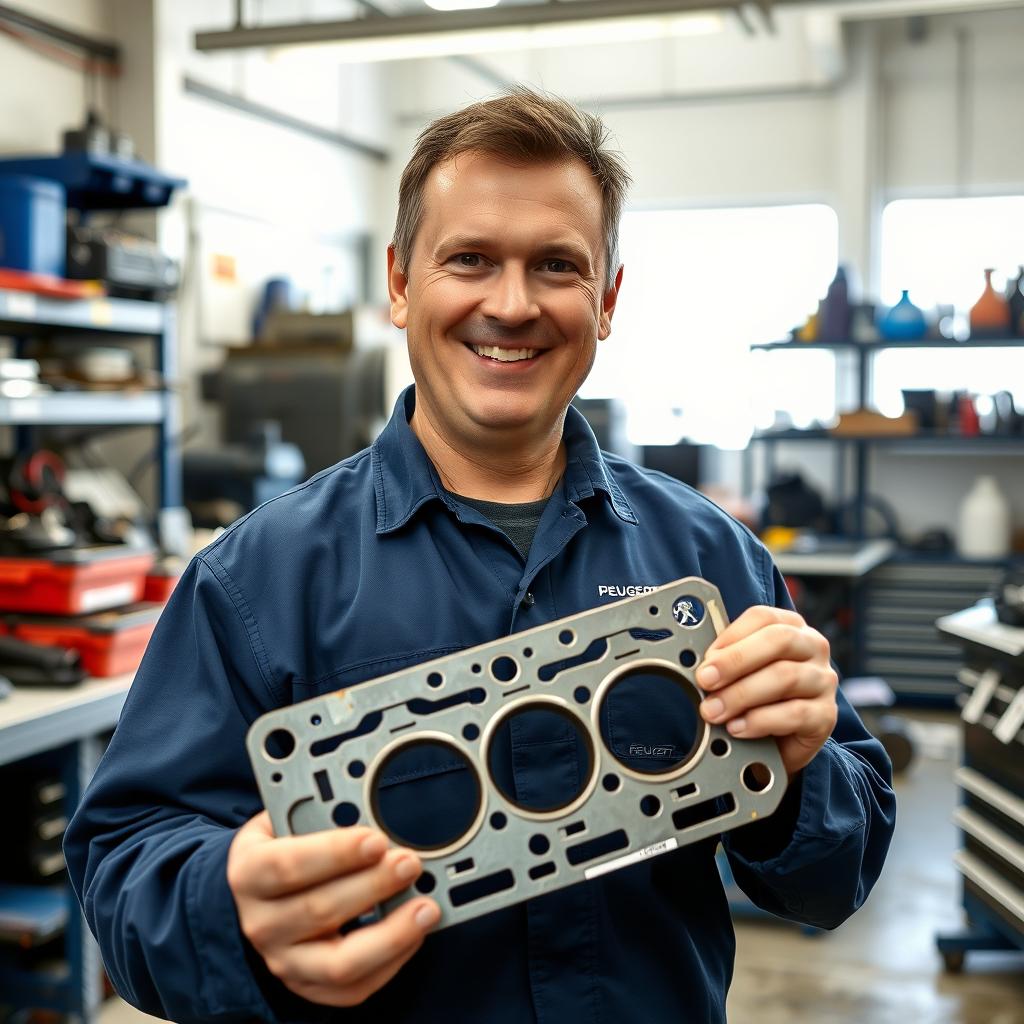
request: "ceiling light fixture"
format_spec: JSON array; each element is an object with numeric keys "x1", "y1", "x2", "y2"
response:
[{"x1": 424, "y1": 0, "x2": 501, "y2": 10}]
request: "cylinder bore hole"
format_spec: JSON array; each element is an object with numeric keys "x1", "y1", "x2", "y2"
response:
[
  {"x1": 462, "y1": 723, "x2": 480, "y2": 741},
  {"x1": 597, "y1": 664, "x2": 704, "y2": 776},
  {"x1": 679, "y1": 650, "x2": 697, "y2": 669},
  {"x1": 490, "y1": 811, "x2": 507, "y2": 830},
  {"x1": 427, "y1": 672, "x2": 443, "y2": 689},
  {"x1": 491, "y1": 656, "x2": 519, "y2": 683},
  {"x1": 640, "y1": 795, "x2": 662, "y2": 817},
  {"x1": 487, "y1": 703, "x2": 593, "y2": 814},
  {"x1": 710, "y1": 738, "x2": 730, "y2": 758},
  {"x1": 529, "y1": 834, "x2": 550, "y2": 856},
  {"x1": 370, "y1": 738, "x2": 481, "y2": 851},
  {"x1": 602, "y1": 773, "x2": 621, "y2": 792},
  {"x1": 415, "y1": 871, "x2": 436, "y2": 894},
  {"x1": 264, "y1": 728, "x2": 296, "y2": 760},
  {"x1": 332, "y1": 802, "x2": 359, "y2": 827},
  {"x1": 558, "y1": 629, "x2": 575, "y2": 646},
  {"x1": 742, "y1": 763, "x2": 773, "y2": 793}
]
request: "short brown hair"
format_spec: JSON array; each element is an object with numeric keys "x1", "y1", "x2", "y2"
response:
[{"x1": 392, "y1": 87, "x2": 631, "y2": 288}]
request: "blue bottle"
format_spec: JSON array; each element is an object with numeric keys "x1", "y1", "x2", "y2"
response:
[{"x1": 879, "y1": 290, "x2": 927, "y2": 341}]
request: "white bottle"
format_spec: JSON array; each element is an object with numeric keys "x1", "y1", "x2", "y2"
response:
[{"x1": 957, "y1": 475, "x2": 1012, "y2": 560}]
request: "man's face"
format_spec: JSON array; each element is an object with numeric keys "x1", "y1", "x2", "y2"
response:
[{"x1": 388, "y1": 150, "x2": 621, "y2": 447}]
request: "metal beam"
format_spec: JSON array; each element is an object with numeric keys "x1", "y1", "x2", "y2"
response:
[
  {"x1": 0, "y1": 0, "x2": 120, "y2": 62},
  {"x1": 182, "y1": 76, "x2": 389, "y2": 162},
  {"x1": 194, "y1": 0, "x2": 823, "y2": 51}
]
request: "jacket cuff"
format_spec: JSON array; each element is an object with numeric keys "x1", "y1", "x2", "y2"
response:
[{"x1": 186, "y1": 828, "x2": 332, "y2": 1023}]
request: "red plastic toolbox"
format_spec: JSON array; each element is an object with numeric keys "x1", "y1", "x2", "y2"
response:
[
  {"x1": 143, "y1": 562, "x2": 184, "y2": 604},
  {"x1": 0, "y1": 602, "x2": 163, "y2": 677},
  {"x1": 0, "y1": 546, "x2": 154, "y2": 615}
]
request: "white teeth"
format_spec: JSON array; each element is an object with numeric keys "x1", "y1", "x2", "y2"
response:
[{"x1": 470, "y1": 345, "x2": 538, "y2": 362}]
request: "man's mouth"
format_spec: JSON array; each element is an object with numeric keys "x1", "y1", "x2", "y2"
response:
[{"x1": 468, "y1": 344, "x2": 540, "y2": 363}]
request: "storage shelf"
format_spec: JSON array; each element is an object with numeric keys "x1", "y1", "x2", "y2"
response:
[
  {"x1": 0, "y1": 288, "x2": 165, "y2": 336},
  {"x1": 751, "y1": 429, "x2": 1024, "y2": 448},
  {"x1": 752, "y1": 337, "x2": 1024, "y2": 352},
  {"x1": 0, "y1": 392, "x2": 165, "y2": 426}
]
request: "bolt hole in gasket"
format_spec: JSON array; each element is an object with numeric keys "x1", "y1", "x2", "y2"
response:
[
  {"x1": 484, "y1": 699, "x2": 596, "y2": 817},
  {"x1": 594, "y1": 662, "x2": 706, "y2": 778},
  {"x1": 490, "y1": 656, "x2": 519, "y2": 683},
  {"x1": 742, "y1": 762, "x2": 774, "y2": 793},
  {"x1": 264, "y1": 728, "x2": 296, "y2": 760},
  {"x1": 369, "y1": 736, "x2": 484, "y2": 853}
]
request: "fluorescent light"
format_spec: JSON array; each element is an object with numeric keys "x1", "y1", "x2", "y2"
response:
[
  {"x1": 425, "y1": 0, "x2": 501, "y2": 10},
  {"x1": 268, "y1": 11, "x2": 722, "y2": 64}
]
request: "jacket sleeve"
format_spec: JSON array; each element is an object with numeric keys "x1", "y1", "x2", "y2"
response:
[
  {"x1": 63, "y1": 553, "x2": 331, "y2": 1023},
  {"x1": 720, "y1": 548, "x2": 897, "y2": 930}
]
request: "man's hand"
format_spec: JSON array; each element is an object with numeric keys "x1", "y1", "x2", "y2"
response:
[
  {"x1": 696, "y1": 606, "x2": 839, "y2": 778},
  {"x1": 227, "y1": 812, "x2": 440, "y2": 1008}
]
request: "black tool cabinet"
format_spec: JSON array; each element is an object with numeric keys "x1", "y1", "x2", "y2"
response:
[{"x1": 936, "y1": 601, "x2": 1024, "y2": 970}]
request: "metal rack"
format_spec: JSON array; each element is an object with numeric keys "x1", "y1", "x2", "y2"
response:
[
  {"x1": 935, "y1": 603, "x2": 1024, "y2": 972},
  {"x1": 0, "y1": 288, "x2": 180, "y2": 1021}
]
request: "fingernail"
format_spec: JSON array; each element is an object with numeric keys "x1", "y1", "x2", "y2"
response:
[
  {"x1": 727, "y1": 717, "x2": 747, "y2": 735},
  {"x1": 415, "y1": 902, "x2": 440, "y2": 930},
  {"x1": 359, "y1": 833, "x2": 387, "y2": 861},
  {"x1": 394, "y1": 856, "x2": 419, "y2": 881},
  {"x1": 702, "y1": 697, "x2": 724, "y2": 721},
  {"x1": 697, "y1": 665, "x2": 720, "y2": 688}
]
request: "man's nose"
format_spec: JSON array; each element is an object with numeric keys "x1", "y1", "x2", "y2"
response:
[{"x1": 480, "y1": 265, "x2": 541, "y2": 326}]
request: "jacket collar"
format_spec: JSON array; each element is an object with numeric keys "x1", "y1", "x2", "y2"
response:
[{"x1": 371, "y1": 386, "x2": 638, "y2": 535}]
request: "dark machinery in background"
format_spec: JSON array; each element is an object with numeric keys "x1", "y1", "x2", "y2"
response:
[{"x1": 186, "y1": 342, "x2": 392, "y2": 527}]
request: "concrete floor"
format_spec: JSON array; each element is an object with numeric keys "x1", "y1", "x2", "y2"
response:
[{"x1": 100, "y1": 712, "x2": 1023, "y2": 1024}]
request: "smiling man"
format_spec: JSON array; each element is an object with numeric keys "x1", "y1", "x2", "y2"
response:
[{"x1": 65, "y1": 89, "x2": 896, "y2": 1023}]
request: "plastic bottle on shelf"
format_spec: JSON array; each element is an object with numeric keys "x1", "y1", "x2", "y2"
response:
[{"x1": 957, "y1": 474, "x2": 1012, "y2": 560}]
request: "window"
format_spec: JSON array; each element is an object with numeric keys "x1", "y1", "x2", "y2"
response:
[
  {"x1": 580, "y1": 204, "x2": 839, "y2": 448},
  {"x1": 874, "y1": 196, "x2": 1024, "y2": 417}
]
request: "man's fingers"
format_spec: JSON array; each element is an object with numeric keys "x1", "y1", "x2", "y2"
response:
[
  {"x1": 245, "y1": 848, "x2": 426, "y2": 946},
  {"x1": 721, "y1": 697, "x2": 836, "y2": 743},
  {"x1": 273, "y1": 898, "x2": 440, "y2": 1003},
  {"x1": 230, "y1": 819, "x2": 390, "y2": 898},
  {"x1": 699, "y1": 661, "x2": 830, "y2": 725},
  {"x1": 699, "y1": 622, "x2": 823, "y2": 691},
  {"x1": 705, "y1": 606, "x2": 803, "y2": 655}
]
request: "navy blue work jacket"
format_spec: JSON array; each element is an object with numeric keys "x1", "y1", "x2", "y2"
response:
[{"x1": 65, "y1": 387, "x2": 896, "y2": 1023}]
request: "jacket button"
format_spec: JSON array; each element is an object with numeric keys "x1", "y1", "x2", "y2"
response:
[{"x1": 522, "y1": 591, "x2": 536, "y2": 608}]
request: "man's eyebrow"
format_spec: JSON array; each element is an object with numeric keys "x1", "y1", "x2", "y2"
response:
[{"x1": 432, "y1": 234, "x2": 595, "y2": 269}]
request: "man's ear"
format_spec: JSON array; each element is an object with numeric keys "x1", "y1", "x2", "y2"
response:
[
  {"x1": 387, "y1": 245, "x2": 409, "y2": 329},
  {"x1": 598, "y1": 264, "x2": 624, "y2": 340}
]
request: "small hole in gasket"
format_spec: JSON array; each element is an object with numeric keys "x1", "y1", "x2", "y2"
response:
[
  {"x1": 649, "y1": 605, "x2": 659, "y2": 615},
  {"x1": 310, "y1": 714, "x2": 322, "y2": 726},
  {"x1": 264, "y1": 728, "x2": 296, "y2": 760},
  {"x1": 415, "y1": 871, "x2": 436, "y2": 894},
  {"x1": 523, "y1": 647, "x2": 533, "y2": 657},
  {"x1": 491, "y1": 656, "x2": 519, "y2": 683},
  {"x1": 332, "y1": 802, "x2": 359, "y2": 827},
  {"x1": 529, "y1": 861, "x2": 556, "y2": 881},
  {"x1": 561, "y1": 820, "x2": 586, "y2": 838},
  {"x1": 271, "y1": 772, "x2": 282, "y2": 783},
  {"x1": 573, "y1": 686, "x2": 590, "y2": 704},
  {"x1": 710, "y1": 738, "x2": 729, "y2": 757},
  {"x1": 462, "y1": 723, "x2": 480, "y2": 741},
  {"x1": 472, "y1": 663, "x2": 482, "y2": 674},
  {"x1": 529, "y1": 834, "x2": 550, "y2": 856},
  {"x1": 742, "y1": 763, "x2": 773, "y2": 793},
  {"x1": 640, "y1": 795, "x2": 662, "y2": 817},
  {"x1": 680, "y1": 650, "x2": 697, "y2": 668},
  {"x1": 602, "y1": 773, "x2": 620, "y2": 792},
  {"x1": 558, "y1": 629, "x2": 575, "y2": 646},
  {"x1": 490, "y1": 811, "x2": 507, "y2": 830},
  {"x1": 427, "y1": 672, "x2": 443, "y2": 689},
  {"x1": 348, "y1": 760, "x2": 365, "y2": 778}
]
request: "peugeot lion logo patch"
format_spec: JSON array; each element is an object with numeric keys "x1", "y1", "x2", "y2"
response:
[{"x1": 672, "y1": 596, "x2": 705, "y2": 627}]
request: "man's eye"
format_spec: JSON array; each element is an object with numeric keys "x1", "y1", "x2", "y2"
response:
[
  {"x1": 455, "y1": 253, "x2": 482, "y2": 268},
  {"x1": 542, "y1": 259, "x2": 577, "y2": 274}
]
